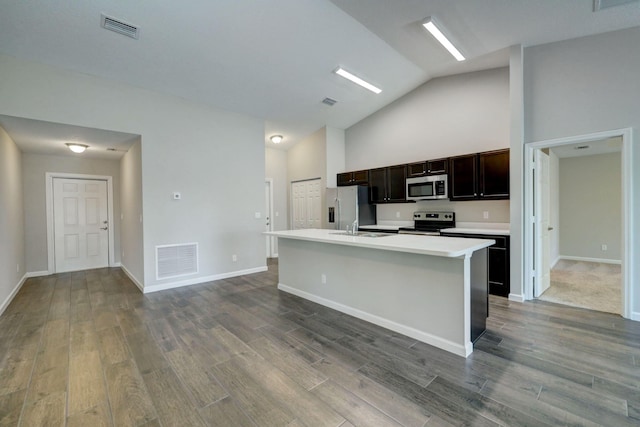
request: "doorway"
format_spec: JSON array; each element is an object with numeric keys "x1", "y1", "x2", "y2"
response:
[
  {"x1": 524, "y1": 128, "x2": 633, "y2": 318},
  {"x1": 46, "y1": 173, "x2": 116, "y2": 274},
  {"x1": 265, "y1": 178, "x2": 274, "y2": 258}
]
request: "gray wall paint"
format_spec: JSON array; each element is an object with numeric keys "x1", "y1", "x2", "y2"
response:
[
  {"x1": 0, "y1": 53, "x2": 266, "y2": 289},
  {"x1": 523, "y1": 26, "x2": 639, "y2": 313},
  {"x1": 287, "y1": 127, "x2": 327, "y2": 229},
  {"x1": 22, "y1": 153, "x2": 122, "y2": 273},
  {"x1": 120, "y1": 139, "x2": 144, "y2": 284},
  {"x1": 265, "y1": 147, "x2": 288, "y2": 254},
  {"x1": 345, "y1": 67, "x2": 510, "y2": 171},
  {"x1": 549, "y1": 151, "x2": 560, "y2": 264},
  {"x1": 0, "y1": 126, "x2": 25, "y2": 312},
  {"x1": 559, "y1": 153, "x2": 621, "y2": 261}
]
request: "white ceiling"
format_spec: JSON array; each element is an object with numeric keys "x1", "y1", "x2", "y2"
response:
[
  {"x1": 550, "y1": 137, "x2": 622, "y2": 158},
  {"x1": 0, "y1": 0, "x2": 639, "y2": 155},
  {"x1": 0, "y1": 115, "x2": 139, "y2": 160}
]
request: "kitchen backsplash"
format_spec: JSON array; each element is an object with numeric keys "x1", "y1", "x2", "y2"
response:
[{"x1": 377, "y1": 200, "x2": 510, "y2": 223}]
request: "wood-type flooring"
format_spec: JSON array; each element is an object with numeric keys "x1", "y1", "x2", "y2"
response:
[{"x1": 1, "y1": 258, "x2": 639, "y2": 426}]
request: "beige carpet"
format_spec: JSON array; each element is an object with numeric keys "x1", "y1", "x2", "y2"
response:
[{"x1": 538, "y1": 259, "x2": 621, "y2": 314}]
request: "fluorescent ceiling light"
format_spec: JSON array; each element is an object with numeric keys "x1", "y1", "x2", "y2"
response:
[
  {"x1": 422, "y1": 18, "x2": 465, "y2": 62},
  {"x1": 334, "y1": 67, "x2": 381, "y2": 94},
  {"x1": 270, "y1": 135, "x2": 283, "y2": 144},
  {"x1": 66, "y1": 143, "x2": 88, "y2": 153}
]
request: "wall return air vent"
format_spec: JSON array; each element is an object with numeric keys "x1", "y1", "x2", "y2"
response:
[
  {"x1": 101, "y1": 13, "x2": 140, "y2": 39},
  {"x1": 156, "y1": 243, "x2": 198, "y2": 280}
]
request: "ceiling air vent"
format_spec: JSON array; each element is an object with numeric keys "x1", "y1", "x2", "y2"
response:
[
  {"x1": 101, "y1": 13, "x2": 140, "y2": 39},
  {"x1": 322, "y1": 97, "x2": 337, "y2": 106}
]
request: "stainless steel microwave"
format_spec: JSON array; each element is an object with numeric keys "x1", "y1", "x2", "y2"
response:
[{"x1": 406, "y1": 174, "x2": 448, "y2": 201}]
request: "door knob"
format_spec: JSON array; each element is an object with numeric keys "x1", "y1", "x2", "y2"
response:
[
  {"x1": 547, "y1": 227, "x2": 554, "y2": 231},
  {"x1": 100, "y1": 227, "x2": 108, "y2": 230}
]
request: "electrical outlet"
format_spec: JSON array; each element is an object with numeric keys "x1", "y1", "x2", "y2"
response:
[
  {"x1": 321, "y1": 274, "x2": 326, "y2": 284},
  {"x1": 275, "y1": 211, "x2": 279, "y2": 217},
  {"x1": 483, "y1": 211, "x2": 489, "y2": 219},
  {"x1": 122, "y1": 250, "x2": 125, "y2": 258},
  {"x1": 601, "y1": 244, "x2": 608, "y2": 251},
  {"x1": 232, "y1": 254, "x2": 237, "y2": 262},
  {"x1": 396, "y1": 211, "x2": 400, "y2": 218},
  {"x1": 16, "y1": 264, "x2": 19, "y2": 273},
  {"x1": 255, "y1": 212, "x2": 261, "y2": 219}
]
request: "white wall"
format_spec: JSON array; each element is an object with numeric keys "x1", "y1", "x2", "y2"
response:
[
  {"x1": 0, "y1": 53, "x2": 266, "y2": 290},
  {"x1": 376, "y1": 200, "x2": 510, "y2": 224},
  {"x1": 523, "y1": 27, "x2": 639, "y2": 315},
  {"x1": 345, "y1": 67, "x2": 510, "y2": 170},
  {"x1": 266, "y1": 147, "x2": 289, "y2": 255},
  {"x1": 325, "y1": 126, "x2": 345, "y2": 188},
  {"x1": 559, "y1": 153, "x2": 621, "y2": 261},
  {"x1": 0, "y1": 126, "x2": 25, "y2": 314},
  {"x1": 120, "y1": 139, "x2": 144, "y2": 286},
  {"x1": 21, "y1": 153, "x2": 122, "y2": 273}
]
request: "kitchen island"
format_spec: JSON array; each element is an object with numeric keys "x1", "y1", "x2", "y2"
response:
[{"x1": 265, "y1": 229, "x2": 493, "y2": 357}]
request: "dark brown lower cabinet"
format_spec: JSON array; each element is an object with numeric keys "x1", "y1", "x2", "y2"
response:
[{"x1": 441, "y1": 232, "x2": 510, "y2": 298}]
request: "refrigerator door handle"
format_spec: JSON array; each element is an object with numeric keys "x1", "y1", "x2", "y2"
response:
[{"x1": 335, "y1": 197, "x2": 340, "y2": 230}]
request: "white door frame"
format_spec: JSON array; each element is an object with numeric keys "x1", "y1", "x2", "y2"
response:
[
  {"x1": 46, "y1": 172, "x2": 116, "y2": 274},
  {"x1": 523, "y1": 127, "x2": 633, "y2": 319},
  {"x1": 265, "y1": 178, "x2": 274, "y2": 257}
]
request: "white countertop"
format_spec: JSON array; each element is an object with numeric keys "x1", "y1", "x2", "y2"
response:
[
  {"x1": 357, "y1": 225, "x2": 401, "y2": 231},
  {"x1": 265, "y1": 229, "x2": 493, "y2": 258},
  {"x1": 440, "y1": 222, "x2": 510, "y2": 236}
]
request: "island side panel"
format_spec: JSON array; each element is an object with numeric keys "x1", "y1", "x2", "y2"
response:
[
  {"x1": 469, "y1": 248, "x2": 488, "y2": 343},
  {"x1": 277, "y1": 238, "x2": 468, "y2": 357}
]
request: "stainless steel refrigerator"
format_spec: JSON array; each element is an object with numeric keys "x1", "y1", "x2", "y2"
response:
[{"x1": 325, "y1": 186, "x2": 376, "y2": 230}]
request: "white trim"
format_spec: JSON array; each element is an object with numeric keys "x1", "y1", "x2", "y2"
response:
[
  {"x1": 278, "y1": 282, "x2": 471, "y2": 358},
  {"x1": 120, "y1": 264, "x2": 144, "y2": 292},
  {"x1": 25, "y1": 270, "x2": 50, "y2": 278},
  {"x1": 508, "y1": 293, "x2": 525, "y2": 303},
  {"x1": 111, "y1": 262, "x2": 122, "y2": 267},
  {"x1": 523, "y1": 128, "x2": 634, "y2": 320},
  {"x1": 0, "y1": 274, "x2": 28, "y2": 316},
  {"x1": 557, "y1": 255, "x2": 621, "y2": 265},
  {"x1": 631, "y1": 312, "x2": 640, "y2": 322},
  {"x1": 46, "y1": 172, "x2": 116, "y2": 274},
  {"x1": 143, "y1": 266, "x2": 268, "y2": 294}
]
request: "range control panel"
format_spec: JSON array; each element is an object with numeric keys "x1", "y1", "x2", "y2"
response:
[{"x1": 413, "y1": 211, "x2": 455, "y2": 221}]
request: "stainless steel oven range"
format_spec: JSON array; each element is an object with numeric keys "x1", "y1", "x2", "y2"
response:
[{"x1": 398, "y1": 211, "x2": 455, "y2": 236}]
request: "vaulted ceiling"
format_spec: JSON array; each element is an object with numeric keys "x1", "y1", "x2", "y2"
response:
[{"x1": 1, "y1": 0, "x2": 639, "y2": 153}]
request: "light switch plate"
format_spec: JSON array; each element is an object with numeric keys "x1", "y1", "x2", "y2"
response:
[{"x1": 255, "y1": 212, "x2": 261, "y2": 219}]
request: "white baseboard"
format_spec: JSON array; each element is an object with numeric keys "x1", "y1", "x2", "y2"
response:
[
  {"x1": 143, "y1": 266, "x2": 268, "y2": 294},
  {"x1": 278, "y1": 283, "x2": 471, "y2": 358},
  {"x1": 120, "y1": 264, "x2": 144, "y2": 292},
  {"x1": 630, "y1": 311, "x2": 640, "y2": 322},
  {"x1": 508, "y1": 293, "x2": 525, "y2": 303},
  {"x1": 26, "y1": 270, "x2": 49, "y2": 278},
  {"x1": 0, "y1": 274, "x2": 28, "y2": 316},
  {"x1": 111, "y1": 262, "x2": 122, "y2": 268},
  {"x1": 558, "y1": 255, "x2": 621, "y2": 265}
]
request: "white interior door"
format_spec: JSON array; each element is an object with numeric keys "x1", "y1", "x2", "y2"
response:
[
  {"x1": 306, "y1": 179, "x2": 322, "y2": 229},
  {"x1": 291, "y1": 179, "x2": 321, "y2": 230},
  {"x1": 53, "y1": 178, "x2": 109, "y2": 272},
  {"x1": 534, "y1": 150, "x2": 551, "y2": 297},
  {"x1": 265, "y1": 180, "x2": 274, "y2": 257}
]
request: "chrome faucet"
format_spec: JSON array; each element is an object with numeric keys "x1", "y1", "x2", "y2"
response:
[{"x1": 351, "y1": 219, "x2": 358, "y2": 235}]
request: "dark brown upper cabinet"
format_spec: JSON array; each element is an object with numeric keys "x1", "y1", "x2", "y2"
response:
[
  {"x1": 337, "y1": 169, "x2": 369, "y2": 186},
  {"x1": 406, "y1": 158, "x2": 448, "y2": 177},
  {"x1": 369, "y1": 165, "x2": 407, "y2": 203},
  {"x1": 449, "y1": 149, "x2": 509, "y2": 201}
]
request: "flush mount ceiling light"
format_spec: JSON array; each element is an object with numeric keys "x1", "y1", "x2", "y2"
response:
[
  {"x1": 422, "y1": 17, "x2": 465, "y2": 62},
  {"x1": 270, "y1": 135, "x2": 283, "y2": 144},
  {"x1": 66, "y1": 143, "x2": 88, "y2": 153},
  {"x1": 334, "y1": 67, "x2": 382, "y2": 94}
]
